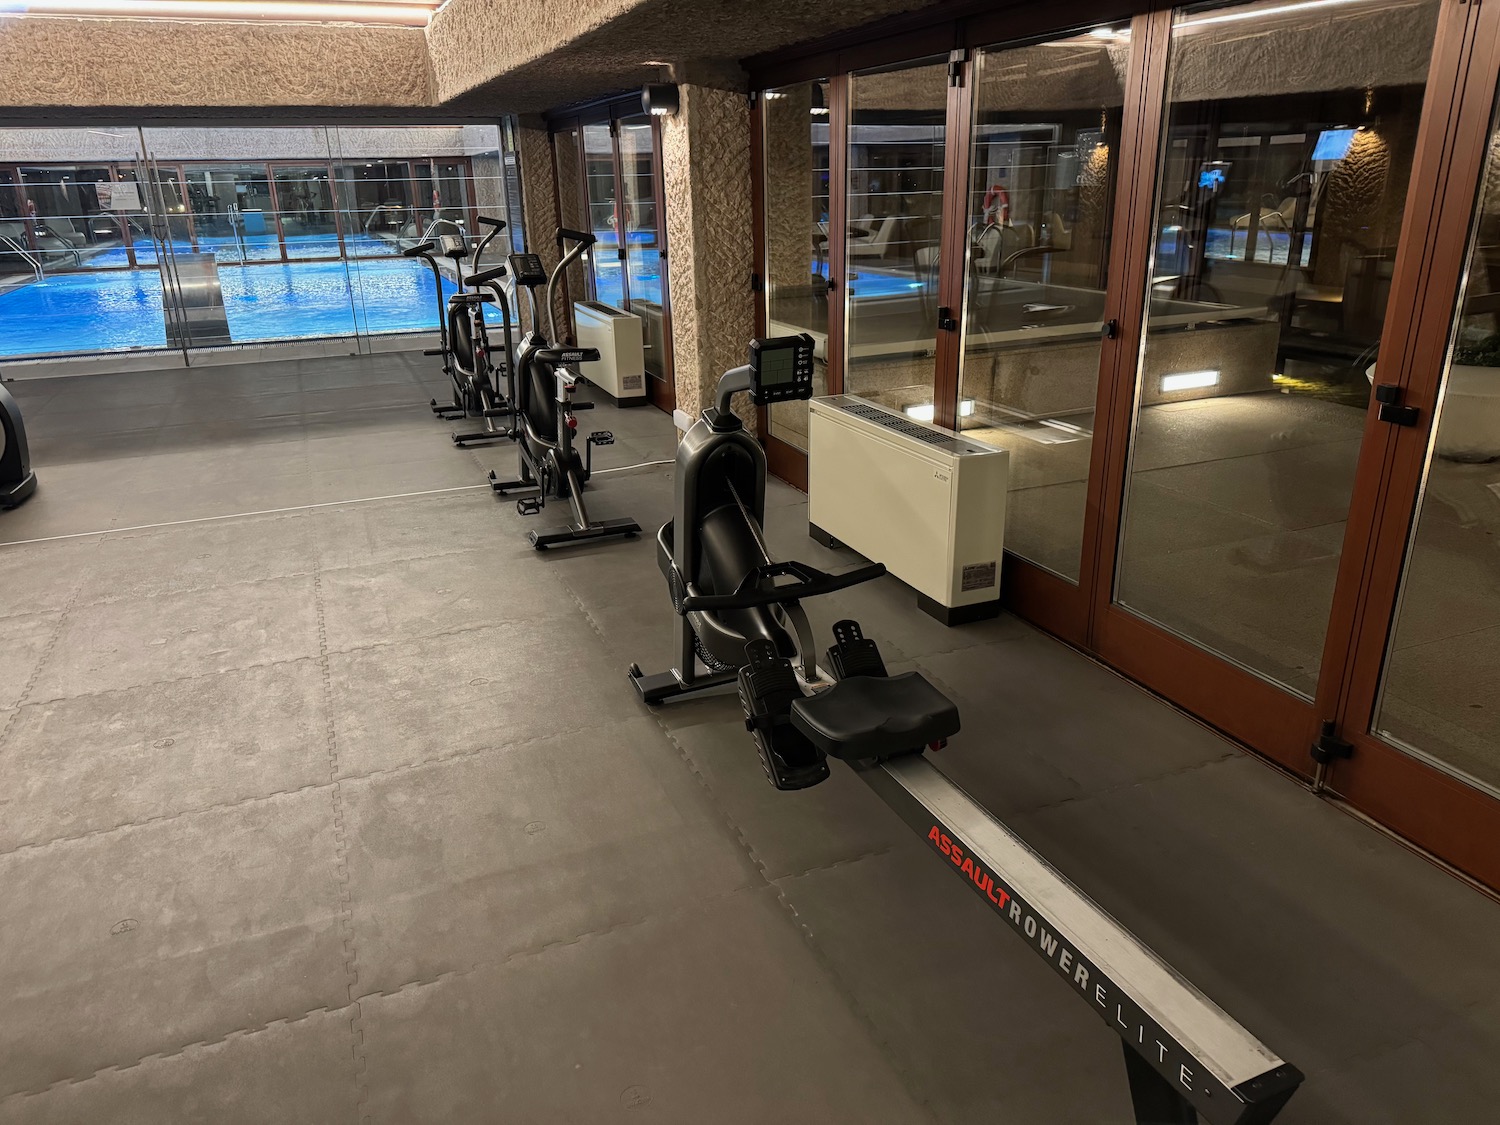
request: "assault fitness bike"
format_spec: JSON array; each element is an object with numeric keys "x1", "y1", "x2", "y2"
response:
[{"x1": 404, "y1": 215, "x2": 515, "y2": 448}]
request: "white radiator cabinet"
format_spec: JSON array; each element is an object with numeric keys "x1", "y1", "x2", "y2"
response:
[
  {"x1": 807, "y1": 396, "x2": 1009, "y2": 624},
  {"x1": 573, "y1": 301, "x2": 647, "y2": 403}
]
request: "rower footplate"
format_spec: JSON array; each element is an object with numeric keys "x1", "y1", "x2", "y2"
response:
[
  {"x1": 738, "y1": 640, "x2": 829, "y2": 791},
  {"x1": 825, "y1": 619, "x2": 888, "y2": 679}
]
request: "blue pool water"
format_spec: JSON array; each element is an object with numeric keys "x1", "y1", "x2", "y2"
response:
[{"x1": 0, "y1": 258, "x2": 456, "y2": 359}]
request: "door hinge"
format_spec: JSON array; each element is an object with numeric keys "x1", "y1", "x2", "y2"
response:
[
  {"x1": 948, "y1": 49, "x2": 968, "y2": 87},
  {"x1": 937, "y1": 305, "x2": 958, "y2": 331},
  {"x1": 1311, "y1": 720, "x2": 1354, "y2": 765},
  {"x1": 1375, "y1": 383, "x2": 1420, "y2": 426},
  {"x1": 751, "y1": 272, "x2": 764, "y2": 293}
]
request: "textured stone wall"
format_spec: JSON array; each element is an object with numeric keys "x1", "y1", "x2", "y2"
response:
[
  {"x1": 662, "y1": 83, "x2": 755, "y2": 426},
  {"x1": 0, "y1": 17, "x2": 431, "y2": 109},
  {"x1": 550, "y1": 127, "x2": 592, "y2": 323},
  {"x1": 517, "y1": 125, "x2": 575, "y2": 343}
]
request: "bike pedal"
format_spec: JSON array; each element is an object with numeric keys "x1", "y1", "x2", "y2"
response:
[
  {"x1": 516, "y1": 498, "x2": 543, "y2": 516},
  {"x1": 587, "y1": 431, "x2": 615, "y2": 446}
]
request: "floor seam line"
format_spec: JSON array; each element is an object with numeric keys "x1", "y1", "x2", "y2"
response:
[
  {"x1": 0, "y1": 1003, "x2": 354, "y2": 1105},
  {"x1": 653, "y1": 708, "x2": 943, "y2": 1122},
  {"x1": 311, "y1": 545, "x2": 367, "y2": 1125},
  {"x1": 0, "y1": 574, "x2": 86, "y2": 753},
  {"x1": 0, "y1": 722, "x2": 635, "y2": 857},
  {"x1": 11, "y1": 652, "x2": 326, "y2": 711},
  {"x1": 1022, "y1": 750, "x2": 1242, "y2": 817}
]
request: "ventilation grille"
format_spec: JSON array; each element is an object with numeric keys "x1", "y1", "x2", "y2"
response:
[{"x1": 841, "y1": 402, "x2": 957, "y2": 446}]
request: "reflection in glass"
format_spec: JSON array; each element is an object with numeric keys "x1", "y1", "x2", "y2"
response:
[
  {"x1": 844, "y1": 59, "x2": 947, "y2": 410},
  {"x1": 1114, "y1": 0, "x2": 1439, "y2": 695},
  {"x1": 183, "y1": 165, "x2": 281, "y2": 262},
  {"x1": 275, "y1": 165, "x2": 341, "y2": 259},
  {"x1": 335, "y1": 161, "x2": 413, "y2": 256},
  {"x1": 1374, "y1": 95, "x2": 1500, "y2": 795},
  {"x1": 957, "y1": 29, "x2": 1127, "y2": 581},
  {"x1": 762, "y1": 79, "x2": 831, "y2": 449},
  {"x1": 618, "y1": 117, "x2": 669, "y2": 388},
  {"x1": 584, "y1": 123, "x2": 624, "y2": 307}
]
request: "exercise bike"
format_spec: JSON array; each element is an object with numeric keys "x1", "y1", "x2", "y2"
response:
[
  {"x1": 628, "y1": 335, "x2": 960, "y2": 789},
  {"x1": 404, "y1": 216, "x2": 515, "y2": 447},
  {"x1": 489, "y1": 229, "x2": 642, "y2": 550},
  {"x1": 0, "y1": 380, "x2": 37, "y2": 509}
]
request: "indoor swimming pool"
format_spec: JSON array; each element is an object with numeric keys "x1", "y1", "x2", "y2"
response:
[{"x1": 0, "y1": 256, "x2": 456, "y2": 358}]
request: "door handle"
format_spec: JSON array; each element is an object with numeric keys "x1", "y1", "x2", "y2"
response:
[
  {"x1": 1374, "y1": 383, "x2": 1419, "y2": 426},
  {"x1": 1101, "y1": 318, "x2": 1118, "y2": 340}
]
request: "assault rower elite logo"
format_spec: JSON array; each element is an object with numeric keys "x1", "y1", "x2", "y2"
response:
[{"x1": 925, "y1": 822, "x2": 1220, "y2": 1106}]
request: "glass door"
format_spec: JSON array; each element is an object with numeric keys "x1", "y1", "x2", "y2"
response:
[
  {"x1": 761, "y1": 79, "x2": 833, "y2": 451},
  {"x1": 1091, "y1": 0, "x2": 1445, "y2": 768},
  {"x1": 957, "y1": 26, "x2": 1129, "y2": 587},
  {"x1": 583, "y1": 122, "x2": 625, "y2": 307},
  {"x1": 843, "y1": 57, "x2": 949, "y2": 413},
  {"x1": 1319, "y1": 7, "x2": 1500, "y2": 889},
  {"x1": 617, "y1": 115, "x2": 673, "y2": 408}
]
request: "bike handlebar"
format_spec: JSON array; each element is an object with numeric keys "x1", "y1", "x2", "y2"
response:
[
  {"x1": 470, "y1": 265, "x2": 508, "y2": 285},
  {"x1": 556, "y1": 227, "x2": 597, "y2": 248},
  {"x1": 403, "y1": 242, "x2": 435, "y2": 257},
  {"x1": 476, "y1": 216, "x2": 505, "y2": 230},
  {"x1": 679, "y1": 561, "x2": 887, "y2": 613}
]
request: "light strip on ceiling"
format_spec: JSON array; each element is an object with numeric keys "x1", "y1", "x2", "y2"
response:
[{"x1": 0, "y1": 0, "x2": 440, "y2": 25}]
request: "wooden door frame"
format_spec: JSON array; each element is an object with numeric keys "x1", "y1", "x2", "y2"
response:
[
  {"x1": 1086, "y1": 0, "x2": 1485, "y2": 781},
  {"x1": 1318, "y1": 0, "x2": 1500, "y2": 890}
]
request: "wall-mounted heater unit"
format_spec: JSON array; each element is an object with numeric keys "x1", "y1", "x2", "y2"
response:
[
  {"x1": 808, "y1": 396, "x2": 1009, "y2": 625},
  {"x1": 573, "y1": 301, "x2": 647, "y2": 405}
]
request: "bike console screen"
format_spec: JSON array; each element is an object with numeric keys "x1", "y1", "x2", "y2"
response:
[
  {"x1": 507, "y1": 253, "x2": 549, "y2": 288},
  {"x1": 749, "y1": 335, "x2": 815, "y2": 404}
]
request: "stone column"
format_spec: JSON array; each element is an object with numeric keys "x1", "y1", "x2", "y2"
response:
[
  {"x1": 661, "y1": 80, "x2": 756, "y2": 428},
  {"x1": 516, "y1": 121, "x2": 574, "y2": 343}
]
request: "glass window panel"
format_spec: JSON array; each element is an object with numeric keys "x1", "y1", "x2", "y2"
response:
[
  {"x1": 1113, "y1": 0, "x2": 1440, "y2": 697},
  {"x1": 183, "y1": 165, "x2": 281, "y2": 263},
  {"x1": 0, "y1": 125, "x2": 500, "y2": 359},
  {"x1": 762, "y1": 79, "x2": 831, "y2": 450},
  {"x1": 957, "y1": 28, "x2": 1129, "y2": 582},
  {"x1": 584, "y1": 123, "x2": 624, "y2": 308},
  {"x1": 14, "y1": 164, "x2": 123, "y2": 271},
  {"x1": 274, "y1": 165, "x2": 340, "y2": 259},
  {"x1": 845, "y1": 58, "x2": 948, "y2": 413},
  {"x1": 1373, "y1": 90, "x2": 1500, "y2": 795},
  {"x1": 618, "y1": 115, "x2": 669, "y2": 388}
]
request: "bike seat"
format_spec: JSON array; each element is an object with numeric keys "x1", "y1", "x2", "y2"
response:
[{"x1": 790, "y1": 673, "x2": 959, "y2": 762}]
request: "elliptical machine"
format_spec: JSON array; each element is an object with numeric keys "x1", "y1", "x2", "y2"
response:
[
  {"x1": 404, "y1": 215, "x2": 514, "y2": 447},
  {"x1": 628, "y1": 336, "x2": 960, "y2": 790},
  {"x1": 0, "y1": 380, "x2": 37, "y2": 509},
  {"x1": 489, "y1": 229, "x2": 641, "y2": 550}
]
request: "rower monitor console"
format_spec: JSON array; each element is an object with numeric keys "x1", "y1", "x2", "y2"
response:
[{"x1": 748, "y1": 335, "x2": 814, "y2": 404}]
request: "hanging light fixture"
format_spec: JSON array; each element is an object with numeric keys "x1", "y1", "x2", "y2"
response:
[{"x1": 641, "y1": 84, "x2": 680, "y2": 118}]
